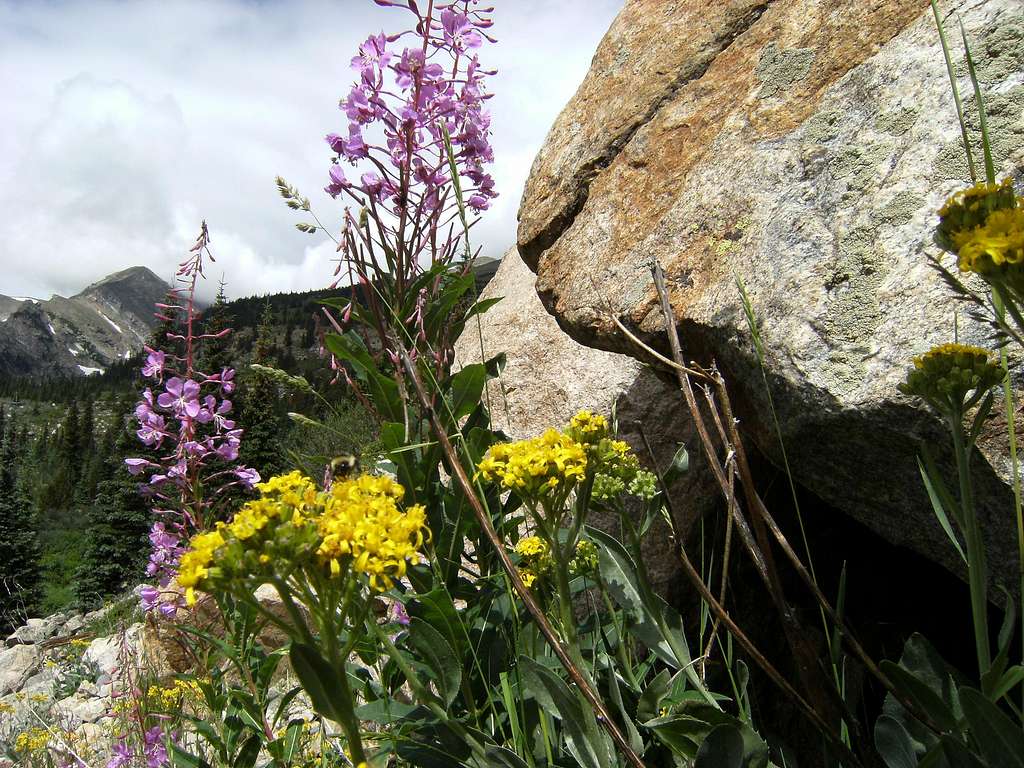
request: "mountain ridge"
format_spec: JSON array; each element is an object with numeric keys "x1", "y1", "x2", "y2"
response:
[
  {"x1": 0, "y1": 267, "x2": 168, "y2": 378},
  {"x1": 0, "y1": 258, "x2": 503, "y2": 379}
]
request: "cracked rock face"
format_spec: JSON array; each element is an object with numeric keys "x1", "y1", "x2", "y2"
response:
[{"x1": 518, "y1": 0, "x2": 1024, "y2": 584}]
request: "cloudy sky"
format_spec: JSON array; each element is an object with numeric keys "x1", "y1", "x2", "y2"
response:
[{"x1": 0, "y1": 0, "x2": 621, "y2": 301}]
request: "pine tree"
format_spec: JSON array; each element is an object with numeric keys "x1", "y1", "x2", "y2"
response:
[
  {"x1": 196, "y1": 278, "x2": 234, "y2": 374},
  {"x1": 0, "y1": 421, "x2": 42, "y2": 631},
  {"x1": 239, "y1": 303, "x2": 287, "y2": 480},
  {"x1": 81, "y1": 399, "x2": 95, "y2": 454},
  {"x1": 61, "y1": 399, "x2": 81, "y2": 481},
  {"x1": 74, "y1": 427, "x2": 150, "y2": 607}
]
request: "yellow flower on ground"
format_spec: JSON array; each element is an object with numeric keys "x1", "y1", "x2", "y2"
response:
[{"x1": 14, "y1": 728, "x2": 50, "y2": 755}]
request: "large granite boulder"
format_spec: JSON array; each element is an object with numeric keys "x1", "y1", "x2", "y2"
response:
[{"x1": 517, "y1": 0, "x2": 1024, "y2": 586}]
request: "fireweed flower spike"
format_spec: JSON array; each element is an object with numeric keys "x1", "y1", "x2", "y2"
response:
[
  {"x1": 317, "y1": 1, "x2": 498, "y2": 382},
  {"x1": 126, "y1": 222, "x2": 260, "y2": 614}
]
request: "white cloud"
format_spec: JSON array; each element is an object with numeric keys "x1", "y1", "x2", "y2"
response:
[{"x1": 0, "y1": 0, "x2": 622, "y2": 302}]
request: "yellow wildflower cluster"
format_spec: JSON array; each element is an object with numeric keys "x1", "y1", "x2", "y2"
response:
[
  {"x1": 513, "y1": 536, "x2": 599, "y2": 587},
  {"x1": 955, "y1": 207, "x2": 1024, "y2": 275},
  {"x1": 14, "y1": 728, "x2": 50, "y2": 755},
  {"x1": 900, "y1": 342, "x2": 1003, "y2": 412},
  {"x1": 476, "y1": 429, "x2": 587, "y2": 502},
  {"x1": 477, "y1": 411, "x2": 659, "y2": 511},
  {"x1": 514, "y1": 535, "x2": 552, "y2": 588},
  {"x1": 936, "y1": 178, "x2": 1024, "y2": 287},
  {"x1": 178, "y1": 471, "x2": 429, "y2": 604},
  {"x1": 515, "y1": 536, "x2": 548, "y2": 558},
  {"x1": 566, "y1": 411, "x2": 608, "y2": 443},
  {"x1": 317, "y1": 474, "x2": 428, "y2": 591},
  {"x1": 147, "y1": 678, "x2": 204, "y2": 710}
]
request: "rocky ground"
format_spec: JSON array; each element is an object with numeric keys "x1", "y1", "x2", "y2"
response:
[{"x1": 0, "y1": 589, "x2": 316, "y2": 768}]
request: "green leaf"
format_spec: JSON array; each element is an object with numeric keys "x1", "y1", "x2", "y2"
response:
[
  {"x1": 917, "y1": 453, "x2": 966, "y2": 562},
  {"x1": 881, "y1": 634, "x2": 968, "y2": 759},
  {"x1": 642, "y1": 707, "x2": 767, "y2": 766},
  {"x1": 881, "y1": 659, "x2": 959, "y2": 732},
  {"x1": 589, "y1": 527, "x2": 708, "y2": 699},
  {"x1": 232, "y1": 735, "x2": 261, "y2": 768},
  {"x1": 605, "y1": 669, "x2": 644, "y2": 756},
  {"x1": 637, "y1": 669, "x2": 672, "y2": 722},
  {"x1": 445, "y1": 363, "x2": 489, "y2": 423},
  {"x1": 255, "y1": 648, "x2": 285, "y2": 692},
  {"x1": 288, "y1": 643, "x2": 347, "y2": 725},
  {"x1": 323, "y1": 333, "x2": 404, "y2": 422},
  {"x1": 409, "y1": 588, "x2": 471, "y2": 661},
  {"x1": 663, "y1": 444, "x2": 690, "y2": 484},
  {"x1": 171, "y1": 744, "x2": 213, "y2": 768},
  {"x1": 467, "y1": 297, "x2": 503, "y2": 322},
  {"x1": 355, "y1": 698, "x2": 422, "y2": 724},
  {"x1": 281, "y1": 720, "x2": 303, "y2": 765},
  {"x1": 407, "y1": 617, "x2": 463, "y2": 707},
  {"x1": 983, "y1": 589, "x2": 1017, "y2": 699},
  {"x1": 483, "y1": 746, "x2": 530, "y2": 768},
  {"x1": 874, "y1": 714, "x2": 918, "y2": 768},
  {"x1": 960, "y1": 687, "x2": 1024, "y2": 767},
  {"x1": 694, "y1": 724, "x2": 744, "y2": 768},
  {"x1": 988, "y1": 665, "x2": 1024, "y2": 705},
  {"x1": 272, "y1": 686, "x2": 304, "y2": 729},
  {"x1": 641, "y1": 714, "x2": 708, "y2": 758},
  {"x1": 483, "y1": 351, "x2": 506, "y2": 378},
  {"x1": 519, "y1": 656, "x2": 612, "y2": 768}
]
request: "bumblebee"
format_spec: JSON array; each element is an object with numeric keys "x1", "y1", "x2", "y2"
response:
[{"x1": 328, "y1": 453, "x2": 360, "y2": 481}]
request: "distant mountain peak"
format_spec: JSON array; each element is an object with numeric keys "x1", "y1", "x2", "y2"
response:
[{"x1": 0, "y1": 266, "x2": 169, "y2": 378}]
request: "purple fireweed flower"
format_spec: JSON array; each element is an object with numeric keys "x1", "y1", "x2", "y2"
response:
[
  {"x1": 143, "y1": 726, "x2": 171, "y2": 768},
  {"x1": 137, "y1": 414, "x2": 167, "y2": 448},
  {"x1": 157, "y1": 377, "x2": 201, "y2": 418},
  {"x1": 130, "y1": 224, "x2": 259, "y2": 618},
  {"x1": 146, "y1": 522, "x2": 185, "y2": 583},
  {"x1": 107, "y1": 739, "x2": 132, "y2": 768},
  {"x1": 139, "y1": 585, "x2": 160, "y2": 612},
  {"x1": 441, "y1": 9, "x2": 483, "y2": 51},
  {"x1": 215, "y1": 441, "x2": 239, "y2": 462},
  {"x1": 234, "y1": 466, "x2": 261, "y2": 489},
  {"x1": 352, "y1": 32, "x2": 392, "y2": 74},
  {"x1": 326, "y1": 164, "x2": 350, "y2": 198},
  {"x1": 125, "y1": 458, "x2": 153, "y2": 476},
  {"x1": 141, "y1": 348, "x2": 167, "y2": 380},
  {"x1": 339, "y1": 125, "x2": 368, "y2": 161},
  {"x1": 391, "y1": 600, "x2": 410, "y2": 626}
]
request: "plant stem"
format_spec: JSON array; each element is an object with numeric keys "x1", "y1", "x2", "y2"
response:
[
  {"x1": 950, "y1": 411, "x2": 991, "y2": 676},
  {"x1": 332, "y1": 656, "x2": 368, "y2": 766}
]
